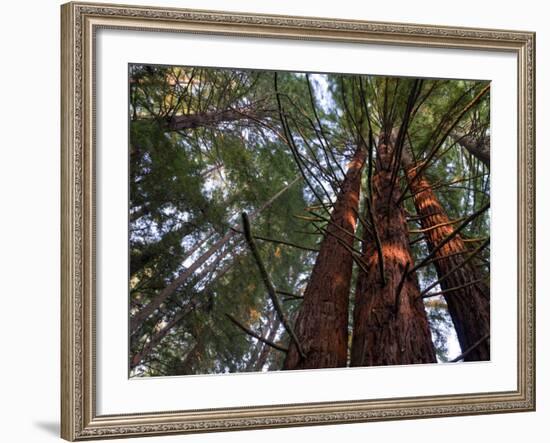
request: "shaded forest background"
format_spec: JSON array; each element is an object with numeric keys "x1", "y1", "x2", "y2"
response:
[{"x1": 129, "y1": 64, "x2": 490, "y2": 377}]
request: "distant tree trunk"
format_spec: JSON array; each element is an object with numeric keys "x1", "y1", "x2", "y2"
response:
[
  {"x1": 403, "y1": 160, "x2": 490, "y2": 361},
  {"x1": 130, "y1": 177, "x2": 301, "y2": 337},
  {"x1": 351, "y1": 134, "x2": 436, "y2": 367},
  {"x1": 174, "y1": 335, "x2": 204, "y2": 375},
  {"x1": 284, "y1": 145, "x2": 366, "y2": 370},
  {"x1": 130, "y1": 257, "x2": 238, "y2": 369},
  {"x1": 249, "y1": 311, "x2": 281, "y2": 372},
  {"x1": 451, "y1": 130, "x2": 490, "y2": 169}
]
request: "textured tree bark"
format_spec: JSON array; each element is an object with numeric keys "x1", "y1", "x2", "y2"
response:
[
  {"x1": 403, "y1": 166, "x2": 490, "y2": 361},
  {"x1": 283, "y1": 145, "x2": 366, "y2": 370},
  {"x1": 351, "y1": 134, "x2": 436, "y2": 367}
]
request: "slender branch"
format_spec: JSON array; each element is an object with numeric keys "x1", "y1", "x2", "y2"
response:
[
  {"x1": 387, "y1": 80, "x2": 422, "y2": 204},
  {"x1": 407, "y1": 212, "x2": 442, "y2": 221},
  {"x1": 408, "y1": 202, "x2": 490, "y2": 276},
  {"x1": 418, "y1": 239, "x2": 490, "y2": 296},
  {"x1": 362, "y1": 130, "x2": 386, "y2": 285},
  {"x1": 274, "y1": 73, "x2": 331, "y2": 215},
  {"x1": 418, "y1": 249, "x2": 471, "y2": 268},
  {"x1": 421, "y1": 278, "x2": 487, "y2": 299},
  {"x1": 409, "y1": 80, "x2": 444, "y2": 122},
  {"x1": 314, "y1": 224, "x2": 365, "y2": 259},
  {"x1": 398, "y1": 84, "x2": 490, "y2": 202},
  {"x1": 294, "y1": 214, "x2": 325, "y2": 223},
  {"x1": 352, "y1": 206, "x2": 372, "y2": 235},
  {"x1": 462, "y1": 237, "x2": 490, "y2": 243},
  {"x1": 241, "y1": 212, "x2": 306, "y2": 359},
  {"x1": 276, "y1": 289, "x2": 303, "y2": 299},
  {"x1": 284, "y1": 112, "x2": 336, "y2": 203},
  {"x1": 409, "y1": 217, "x2": 467, "y2": 234},
  {"x1": 450, "y1": 333, "x2": 490, "y2": 362},
  {"x1": 339, "y1": 77, "x2": 369, "y2": 150},
  {"x1": 401, "y1": 173, "x2": 489, "y2": 202},
  {"x1": 305, "y1": 73, "x2": 346, "y2": 177},
  {"x1": 308, "y1": 210, "x2": 365, "y2": 244},
  {"x1": 310, "y1": 222, "x2": 370, "y2": 277},
  {"x1": 167, "y1": 107, "x2": 271, "y2": 130},
  {"x1": 226, "y1": 314, "x2": 288, "y2": 353},
  {"x1": 305, "y1": 202, "x2": 335, "y2": 212},
  {"x1": 229, "y1": 228, "x2": 319, "y2": 253},
  {"x1": 409, "y1": 234, "x2": 427, "y2": 246}
]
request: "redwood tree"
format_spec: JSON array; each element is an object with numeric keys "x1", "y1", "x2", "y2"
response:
[
  {"x1": 284, "y1": 144, "x2": 366, "y2": 369},
  {"x1": 351, "y1": 133, "x2": 437, "y2": 366},
  {"x1": 128, "y1": 66, "x2": 491, "y2": 377},
  {"x1": 402, "y1": 157, "x2": 490, "y2": 361}
]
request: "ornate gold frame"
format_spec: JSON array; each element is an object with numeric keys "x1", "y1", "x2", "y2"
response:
[{"x1": 61, "y1": 1, "x2": 536, "y2": 440}]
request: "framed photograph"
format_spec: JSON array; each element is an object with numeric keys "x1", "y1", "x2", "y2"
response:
[{"x1": 61, "y1": 1, "x2": 535, "y2": 440}]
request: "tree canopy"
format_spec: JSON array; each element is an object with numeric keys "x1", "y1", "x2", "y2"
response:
[{"x1": 129, "y1": 64, "x2": 490, "y2": 377}]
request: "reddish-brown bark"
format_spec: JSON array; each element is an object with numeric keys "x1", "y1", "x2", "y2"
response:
[
  {"x1": 283, "y1": 145, "x2": 366, "y2": 370},
  {"x1": 350, "y1": 135, "x2": 436, "y2": 367},
  {"x1": 404, "y1": 167, "x2": 490, "y2": 361}
]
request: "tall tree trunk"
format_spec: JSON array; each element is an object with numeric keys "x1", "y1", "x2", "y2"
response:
[
  {"x1": 351, "y1": 134, "x2": 436, "y2": 367},
  {"x1": 284, "y1": 145, "x2": 366, "y2": 370},
  {"x1": 403, "y1": 161, "x2": 490, "y2": 361},
  {"x1": 174, "y1": 334, "x2": 204, "y2": 375}
]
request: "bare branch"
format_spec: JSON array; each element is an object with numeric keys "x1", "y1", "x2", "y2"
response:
[
  {"x1": 421, "y1": 278, "x2": 487, "y2": 299},
  {"x1": 399, "y1": 84, "x2": 490, "y2": 201},
  {"x1": 450, "y1": 334, "x2": 490, "y2": 362},
  {"x1": 418, "y1": 239, "x2": 490, "y2": 297},
  {"x1": 229, "y1": 228, "x2": 319, "y2": 253},
  {"x1": 242, "y1": 212, "x2": 306, "y2": 359},
  {"x1": 226, "y1": 314, "x2": 288, "y2": 353},
  {"x1": 409, "y1": 217, "x2": 467, "y2": 234},
  {"x1": 408, "y1": 202, "x2": 490, "y2": 276},
  {"x1": 276, "y1": 289, "x2": 304, "y2": 300}
]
